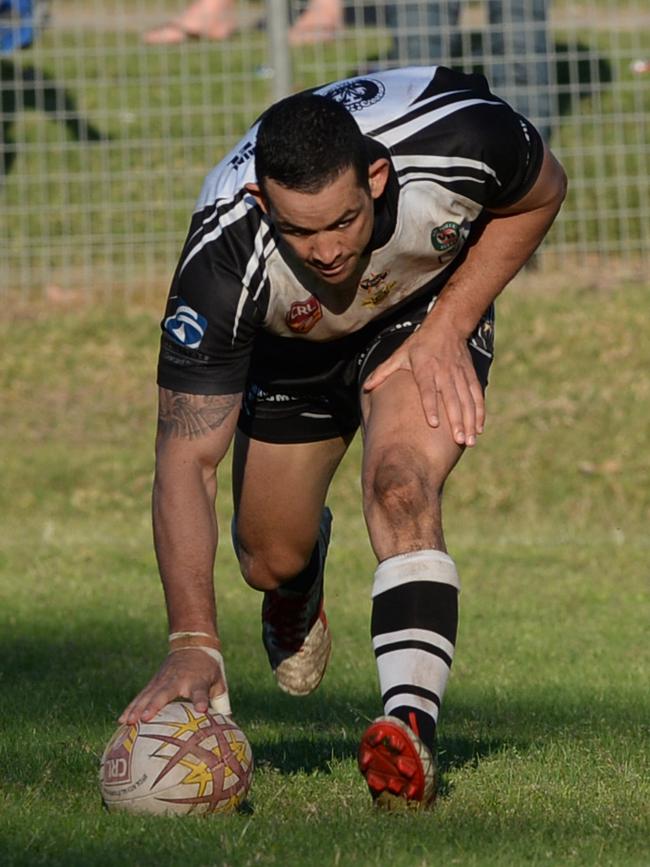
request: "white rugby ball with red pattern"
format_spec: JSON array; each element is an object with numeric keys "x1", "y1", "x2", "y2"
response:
[{"x1": 99, "y1": 702, "x2": 253, "y2": 815}]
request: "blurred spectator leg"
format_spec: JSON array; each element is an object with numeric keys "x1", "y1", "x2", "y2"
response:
[
  {"x1": 143, "y1": 0, "x2": 237, "y2": 44},
  {"x1": 384, "y1": 0, "x2": 462, "y2": 67},
  {"x1": 486, "y1": 0, "x2": 553, "y2": 141},
  {"x1": 288, "y1": 0, "x2": 344, "y2": 46}
]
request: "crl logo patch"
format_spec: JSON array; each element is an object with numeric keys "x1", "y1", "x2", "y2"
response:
[
  {"x1": 286, "y1": 296, "x2": 322, "y2": 334},
  {"x1": 164, "y1": 299, "x2": 208, "y2": 349}
]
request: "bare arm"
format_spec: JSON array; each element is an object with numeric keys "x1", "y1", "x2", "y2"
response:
[
  {"x1": 363, "y1": 146, "x2": 568, "y2": 445},
  {"x1": 120, "y1": 387, "x2": 241, "y2": 723}
]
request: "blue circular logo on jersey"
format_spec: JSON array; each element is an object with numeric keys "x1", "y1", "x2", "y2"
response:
[
  {"x1": 164, "y1": 300, "x2": 207, "y2": 349},
  {"x1": 323, "y1": 78, "x2": 386, "y2": 113}
]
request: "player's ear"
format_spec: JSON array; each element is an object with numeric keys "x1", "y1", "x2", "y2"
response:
[
  {"x1": 367, "y1": 158, "x2": 390, "y2": 200},
  {"x1": 245, "y1": 182, "x2": 269, "y2": 214}
]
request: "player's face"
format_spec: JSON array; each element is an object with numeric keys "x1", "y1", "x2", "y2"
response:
[{"x1": 251, "y1": 160, "x2": 389, "y2": 285}]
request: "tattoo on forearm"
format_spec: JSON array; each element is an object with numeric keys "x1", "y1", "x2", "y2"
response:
[{"x1": 157, "y1": 391, "x2": 241, "y2": 440}]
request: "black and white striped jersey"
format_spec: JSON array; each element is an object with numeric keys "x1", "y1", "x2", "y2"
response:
[{"x1": 158, "y1": 65, "x2": 543, "y2": 396}]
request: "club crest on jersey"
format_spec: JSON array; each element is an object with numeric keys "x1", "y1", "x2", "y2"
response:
[
  {"x1": 431, "y1": 221, "x2": 463, "y2": 252},
  {"x1": 164, "y1": 299, "x2": 208, "y2": 349},
  {"x1": 286, "y1": 296, "x2": 322, "y2": 334},
  {"x1": 360, "y1": 270, "x2": 397, "y2": 307},
  {"x1": 322, "y1": 78, "x2": 386, "y2": 113}
]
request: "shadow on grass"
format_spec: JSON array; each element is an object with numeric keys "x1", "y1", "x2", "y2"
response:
[{"x1": 0, "y1": 628, "x2": 644, "y2": 787}]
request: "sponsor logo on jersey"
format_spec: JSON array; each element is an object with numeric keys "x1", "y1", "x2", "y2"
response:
[
  {"x1": 247, "y1": 384, "x2": 298, "y2": 404},
  {"x1": 431, "y1": 221, "x2": 463, "y2": 252},
  {"x1": 102, "y1": 725, "x2": 137, "y2": 786},
  {"x1": 286, "y1": 296, "x2": 323, "y2": 334},
  {"x1": 360, "y1": 270, "x2": 397, "y2": 307},
  {"x1": 322, "y1": 78, "x2": 386, "y2": 113},
  {"x1": 228, "y1": 140, "x2": 255, "y2": 170},
  {"x1": 164, "y1": 299, "x2": 208, "y2": 349},
  {"x1": 243, "y1": 384, "x2": 298, "y2": 417}
]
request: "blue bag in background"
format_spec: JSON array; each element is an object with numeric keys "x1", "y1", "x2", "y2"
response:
[{"x1": 1, "y1": 0, "x2": 38, "y2": 53}]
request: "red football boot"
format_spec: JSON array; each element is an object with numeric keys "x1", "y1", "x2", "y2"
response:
[{"x1": 358, "y1": 715, "x2": 437, "y2": 809}]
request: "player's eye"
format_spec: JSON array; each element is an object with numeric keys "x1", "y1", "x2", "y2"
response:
[{"x1": 282, "y1": 227, "x2": 311, "y2": 237}]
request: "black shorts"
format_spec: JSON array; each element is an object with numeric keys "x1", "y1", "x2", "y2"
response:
[{"x1": 237, "y1": 295, "x2": 495, "y2": 444}]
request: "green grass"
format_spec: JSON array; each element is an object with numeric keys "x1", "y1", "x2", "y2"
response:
[{"x1": 1, "y1": 275, "x2": 649, "y2": 865}]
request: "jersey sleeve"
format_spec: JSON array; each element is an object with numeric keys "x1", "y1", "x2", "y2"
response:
[
  {"x1": 478, "y1": 108, "x2": 544, "y2": 208},
  {"x1": 387, "y1": 69, "x2": 545, "y2": 211},
  {"x1": 157, "y1": 203, "x2": 266, "y2": 396}
]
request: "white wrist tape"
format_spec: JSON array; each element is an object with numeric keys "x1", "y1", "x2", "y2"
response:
[{"x1": 168, "y1": 631, "x2": 215, "y2": 642}]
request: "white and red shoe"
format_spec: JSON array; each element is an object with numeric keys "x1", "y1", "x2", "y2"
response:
[
  {"x1": 262, "y1": 508, "x2": 332, "y2": 696},
  {"x1": 358, "y1": 715, "x2": 437, "y2": 809}
]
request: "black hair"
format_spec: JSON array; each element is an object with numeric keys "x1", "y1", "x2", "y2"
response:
[{"x1": 254, "y1": 92, "x2": 369, "y2": 195}]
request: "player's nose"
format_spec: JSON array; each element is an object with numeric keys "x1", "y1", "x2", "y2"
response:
[{"x1": 311, "y1": 234, "x2": 341, "y2": 267}]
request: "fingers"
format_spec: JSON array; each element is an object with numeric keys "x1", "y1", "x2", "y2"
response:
[
  {"x1": 438, "y1": 369, "x2": 481, "y2": 446},
  {"x1": 435, "y1": 375, "x2": 466, "y2": 443},
  {"x1": 414, "y1": 357, "x2": 484, "y2": 446},
  {"x1": 363, "y1": 354, "x2": 402, "y2": 392},
  {"x1": 468, "y1": 373, "x2": 486, "y2": 435},
  {"x1": 418, "y1": 382, "x2": 441, "y2": 430},
  {"x1": 364, "y1": 334, "x2": 486, "y2": 445},
  {"x1": 190, "y1": 684, "x2": 210, "y2": 714},
  {"x1": 119, "y1": 650, "x2": 224, "y2": 725},
  {"x1": 120, "y1": 681, "x2": 181, "y2": 725}
]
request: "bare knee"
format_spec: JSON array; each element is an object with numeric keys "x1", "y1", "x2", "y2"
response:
[
  {"x1": 363, "y1": 445, "x2": 445, "y2": 554},
  {"x1": 236, "y1": 539, "x2": 312, "y2": 592},
  {"x1": 365, "y1": 444, "x2": 442, "y2": 513}
]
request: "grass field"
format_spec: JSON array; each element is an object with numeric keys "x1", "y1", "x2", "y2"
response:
[{"x1": 1, "y1": 272, "x2": 649, "y2": 866}]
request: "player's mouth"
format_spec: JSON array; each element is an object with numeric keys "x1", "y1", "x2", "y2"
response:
[{"x1": 312, "y1": 259, "x2": 349, "y2": 279}]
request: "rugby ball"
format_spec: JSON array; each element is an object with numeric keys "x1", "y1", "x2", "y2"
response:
[{"x1": 99, "y1": 702, "x2": 253, "y2": 815}]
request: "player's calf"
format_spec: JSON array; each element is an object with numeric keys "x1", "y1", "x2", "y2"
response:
[{"x1": 260, "y1": 507, "x2": 333, "y2": 695}]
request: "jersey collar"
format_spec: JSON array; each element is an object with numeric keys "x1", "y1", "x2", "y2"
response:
[{"x1": 365, "y1": 137, "x2": 399, "y2": 253}]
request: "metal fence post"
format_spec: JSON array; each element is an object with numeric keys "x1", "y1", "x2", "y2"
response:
[{"x1": 267, "y1": 0, "x2": 293, "y2": 101}]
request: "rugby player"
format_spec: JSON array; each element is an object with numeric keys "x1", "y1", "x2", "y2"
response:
[{"x1": 120, "y1": 66, "x2": 567, "y2": 808}]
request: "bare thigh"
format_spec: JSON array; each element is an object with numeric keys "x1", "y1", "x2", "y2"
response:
[
  {"x1": 232, "y1": 429, "x2": 352, "y2": 589},
  {"x1": 361, "y1": 370, "x2": 465, "y2": 561}
]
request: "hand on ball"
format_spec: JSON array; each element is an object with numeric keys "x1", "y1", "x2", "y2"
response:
[{"x1": 119, "y1": 648, "x2": 228, "y2": 725}]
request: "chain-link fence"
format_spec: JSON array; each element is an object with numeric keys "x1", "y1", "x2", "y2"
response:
[{"x1": 1, "y1": 0, "x2": 648, "y2": 298}]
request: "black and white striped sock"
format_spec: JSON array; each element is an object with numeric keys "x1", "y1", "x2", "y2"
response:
[{"x1": 371, "y1": 549, "x2": 460, "y2": 751}]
